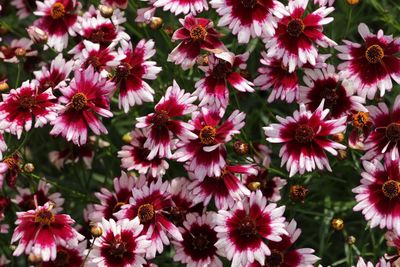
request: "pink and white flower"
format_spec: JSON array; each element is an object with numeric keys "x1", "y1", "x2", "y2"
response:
[
  {"x1": 0, "y1": 255, "x2": 10, "y2": 267},
  {"x1": 299, "y1": 65, "x2": 367, "y2": 119},
  {"x1": 136, "y1": 81, "x2": 197, "y2": 159},
  {"x1": 0, "y1": 80, "x2": 59, "y2": 138},
  {"x1": 135, "y1": 1, "x2": 156, "y2": 23},
  {"x1": 0, "y1": 38, "x2": 38, "y2": 63},
  {"x1": 314, "y1": 0, "x2": 334, "y2": 6},
  {"x1": 34, "y1": 54, "x2": 73, "y2": 92},
  {"x1": 90, "y1": 218, "x2": 151, "y2": 267},
  {"x1": 41, "y1": 242, "x2": 86, "y2": 267},
  {"x1": 336, "y1": 23, "x2": 400, "y2": 100},
  {"x1": 214, "y1": 190, "x2": 287, "y2": 267},
  {"x1": 168, "y1": 15, "x2": 225, "y2": 70},
  {"x1": 243, "y1": 170, "x2": 287, "y2": 202},
  {"x1": 0, "y1": 134, "x2": 6, "y2": 160},
  {"x1": 113, "y1": 39, "x2": 161, "y2": 113},
  {"x1": 264, "y1": 0, "x2": 336, "y2": 72},
  {"x1": 34, "y1": 0, "x2": 80, "y2": 51},
  {"x1": 50, "y1": 66, "x2": 114, "y2": 146},
  {"x1": 354, "y1": 257, "x2": 390, "y2": 267},
  {"x1": 362, "y1": 95, "x2": 400, "y2": 160},
  {"x1": 188, "y1": 164, "x2": 255, "y2": 210},
  {"x1": 115, "y1": 179, "x2": 183, "y2": 258},
  {"x1": 245, "y1": 219, "x2": 319, "y2": 267},
  {"x1": 210, "y1": 0, "x2": 288, "y2": 43},
  {"x1": 172, "y1": 212, "x2": 223, "y2": 267},
  {"x1": 118, "y1": 129, "x2": 169, "y2": 177},
  {"x1": 10, "y1": 0, "x2": 37, "y2": 19},
  {"x1": 353, "y1": 157, "x2": 400, "y2": 233},
  {"x1": 11, "y1": 202, "x2": 84, "y2": 262},
  {"x1": 154, "y1": 0, "x2": 208, "y2": 15},
  {"x1": 89, "y1": 172, "x2": 135, "y2": 222},
  {"x1": 101, "y1": 0, "x2": 128, "y2": 9},
  {"x1": 264, "y1": 101, "x2": 347, "y2": 176},
  {"x1": 174, "y1": 108, "x2": 245, "y2": 179},
  {"x1": 48, "y1": 144, "x2": 94, "y2": 169},
  {"x1": 194, "y1": 52, "x2": 254, "y2": 109}
]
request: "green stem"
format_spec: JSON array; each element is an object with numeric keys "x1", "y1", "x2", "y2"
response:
[
  {"x1": 15, "y1": 62, "x2": 21, "y2": 89},
  {"x1": 344, "y1": 7, "x2": 353, "y2": 38},
  {"x1": 81, "y1": 237, "x2": 97, "y2": 267}
]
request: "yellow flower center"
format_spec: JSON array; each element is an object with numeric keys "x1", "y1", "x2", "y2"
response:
[
  {"x1": 71, "y1": 92, "x2": 88, "y2": 111},
  {"x1": 365, "y1": 44, "x2": 384, "y2": 64},
  {"x1": 50, "y1": 2, "x2": 66, "y2": 20},
  {"x1": 382, "y1": 180, "x2": 400, "y2": 199},
  {"x1": 35, "y1": 210, "x2": 55, "y2": 225},
  {"x1": 137, "y1": 203, "x2": 155, "y2": 223},
  {"x1": 190, "y1": 25, "x2": 207, "y2": 42},
  {"x1": 199, "y1": 125, "x2": 217, "y2": 145},
  {"x1": 352, "y1": 111, "x2": 369, "y2": 128}
]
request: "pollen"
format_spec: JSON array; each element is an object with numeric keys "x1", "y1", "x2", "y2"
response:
[
  {"x1": 382, "y1": 180, "x2": 400, "y2": 199},
  {"x1": 352, "y1": 111, "x2": 369, "y2": 128},
  {"x1": 35, "y1": 210, "x2": 55, "y2": 225},
  {"x1": 237, "y1": 216, "x2": 258, "y2": 238},
  {"x1": 50, "y1": 2, "x2": 66, "y2": 20},
  {"x1": 287, "y1": 19, "x2": 305, "y2": 37},
  {"x1": 365, "y1": 44, "x2": 384, "y2": 64},
  {"x1": 152, "y1": 110, "x2": 170, "y2": 127},
  {"x1": 190, "y1": 25, "x2": 208, "y2": 42},
  {"x1": 294, "y1": 124, "x2": 315, "y2": 143},
  {"x1": 71, "y1": 92, "x2": 88, "y2": 111},
  {"x1": 137, "y1": 203, "x2": 155, "y2": 223},
  {"x1": 199, "y1": 125, "x2": 217, "y2": 145},
  {"x1": 19, "y1": 95, "x2": 36, "y2": 110},
  {"x1": 240, "y1": 0, "x2": 257, "y2": 8}
]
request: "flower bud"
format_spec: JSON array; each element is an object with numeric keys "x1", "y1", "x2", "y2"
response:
[
  {"x1": 28, "y1": 253, "x2": 42, "y2": 264},
  {"x1": 233, "y1": 140, "x2": 249, "y2": 156},
  {"x1": 290, "y1": 185, "x2": 309, "y2": 202},
  {"x1": 26, "y1": 26, "x2": 48, "y2": 45},
  {"x1": 15, "y1": 48, "x2": 26, "y2": 57},
  {"x1": 331, "y1": 218, "x2": 344, "y2": 231},
  {"x1": 149, "y1": 17, "x2": 163, "y2": 30},
  {"x1": 0, "y1": 80, "x2": 8, "y2": 91},
  {"x1": 247, "y1": 181, "x2": 261, "y2": 191},
  {"x1": 91, "y1": 225, "x2": 103, "y2": 237},
  {"x1": 196, "y1": 54, "x2": 208, "y2": 66},
  {"x1": 98, "y1": 4, "x2": 114, "y2": 18},
  {"x1": 346, "y1": 235, "x2": 356, "y2": 245},
  {"x1": 122, "y1": 132, "x2": 132, "y2": 144},
  {"x1": 346, "y1": 0, "x2": 360, "y2": 4},
  {"x1": 332, "y1": 133, "x2": 345, "y2": 143},
  {"x1": 337, "y1": 149, "x2": 347, "y2": 160},
  {"x1": 23, "y1": 163, "x2": 35, "y2": 173}
]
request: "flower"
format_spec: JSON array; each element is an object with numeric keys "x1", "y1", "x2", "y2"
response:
[
  {"x1": 264, "y1": 0, "x2": 336, "y2": 72},
  {"x1": 348, "y1": 111, "x2": 372, "y2": 150},
  {"x1": 48, "y1": 144, "x2": 94, "y2": 169},
  {"x1": 245, "y1": 219, "x2": 319, "y2": 267},
  {"x1": 0, "y1": 80, "x2": 59, "y2": 138},
  {"x1": 299, "y1": 65, "x2": 367, "y2": 119},
  {"x1": 0, "y1": 134, "x2": 6, "y2": 160},
  {"x1": 34, "y1": 0, "x2": 81, "y2": 51},
  {"x1": 188, "y1": 164, "x2": 255, "y2": 210},
  {"x1": 11, "y1": 202, "x2": 84, "y2": 262},
  {"x1": 90, "y1": 218, "x2": 151, "y2": 267},
  {"x1": 50, "y1": 66, "x2": 114, "y2": 146},
  {"x1": 210, "y1": 0, "x2": 287, "y2": 43},
  {"x1": 243, "y1": 169, "x2": 287, "y2": 202},
  {"x1": 26, "y1": 26, "x2": 48, "y2": 44},
  {"x1": 0, "y1": 155, "x2": 20, "y2": 188},
  {"x1": 214, "y1": 190, "x2": 287, "y2": 266},
  {"x1": 115, "y1": 179, "x2": 183, "y2": 258},
  {"x1": 13, "y1": 180, "x2": 64, "y2": 212},
  {"x1": 113, "y1": 39, "x2": 161, "y2": 113},
  {"x1": 0, "y1": 255, "x2": 10, "y2": 267},
  {"x1": 168, "y1": 15, "x2": 225, "y2": 70},
  {"x1": 118, "y1": 128, "x2": 170, "y2": 177},
  {"x1": 154, "y1": 0, "x2": 208, "y2": 15},
  {"x1": 89, "y1": 172, "x2": 135, "y2": 222},
  {"x1": 41, "y1": 242, "x2": 86, "y2": 267},
  {"x1": 194, "y1": 51, "x2": 254, "y2": 109},
  {"x1": 336, "y1": 23, "x2": 400, "y2": 100},
  {"x1": 136, "y1": 80, "x2": 197, "y2": 159},
  {"x1": 34, "y1": 54, "x2": 73, "y2": 92},
  {"x1": 354, "y1": 257, "x2": 390, "y2": 267},
  {"x1": 101, "y1": 0, "x2": 128, "y2": 9},
  {"x1": 353, "y1": 157, "x2": 400, "y2": 234},
  {"x1": 264, "y1": 101, "x2": 347, "y2": 176},
  {"x1": 0, "y1": 38, "x2": 38, "y2": 63},
  {"x1": 174, "y1": 108, "x2": 245, "y2": 179},
  {"x1": 172, "y1": 212, "x2": 223, "y2": 267},
  {"x1": 314, "y1": 0, "x2": 335, "y2": 6},
  {"x1": 362, "y1": 95, "x2": 400, "y2": 160},
  {"x1": 10, "y1": 0, "x2": 37, "y2": 19}
]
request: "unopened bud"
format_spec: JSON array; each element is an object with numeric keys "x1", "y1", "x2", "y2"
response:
[
  {"x1": 331, "y1": 218, "x2": 344, "y2": 231},
  {"x1": 15, "y1": 48, "x2": 26, "y2": 57},
  {"x1": 247, "y1": 181, "x2": 261, "y2": 191},
  {"x1": 28, "y1": 253, "x2": 42, "y2": 264},
  {"x1": 290, "y1": 185, "x2": 309, "y2": 202},
  {"x1": 91, "y1": 225, "x2": 103, "y2": 237},
  {"x1": 346, "y1": 0, "x2": 360, "y2": 4},
  {"x1": 26, "y1": 26, "x2": 48, "y2": 45},
  {"x1": 233, "y1": 140, "x2": 249, "y2": 156},
  {"x1": 122, "y1": 132, "x2": 132, "y2": 144},
  {"x1": 346, "y1": 235, "x2": 356, "y2": 245},
  {"x1": 98, "y1": 4, "x2": 114, "y2": 18},
  {"x1": 337, "y1": 149, "x2": 347, "y2": 160},
  {"x1": 23, "y1": 163, "x2": 35, "y2": 173},
  {"x1": 332, "y1": 133, "x2": 345, "y2": 143},
  {"x1": 0, "y1": 80, "x2": 9, "y2": 91},
  {"x1": 149, "y1": 17, "x2": 163, "y2": 30}
]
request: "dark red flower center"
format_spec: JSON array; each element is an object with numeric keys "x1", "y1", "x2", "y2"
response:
[
  {"x1": 382, "y1": 180, "x2": 400, "y2": 199},
  {"x1": 71, "y1": 92, "x2": 88, "y2": 111},
  {"x1": 53, "y1": 249, "x2": 70, "y2": 267},
  {"x1": 386, "y1": 123, "x2": 400, "y2": 142},
  {"x1": 265, "y1": 250, "x2": 284, "y2": 267},
  {"x1": 240, "y1": 0, "x2": 257, "y2": 8},
  {"x1": 19, "y1": 95, "x2": 36, "y2": 110},
  {"x1": 50, "y1": 2, "x2": 66, "y2": 20},
  {"x1": 86, "y1": 56, "x2": 102, "y2": 70},
  {"x1": 138, "y1": 203, "x2": 155, "y2": 223},
  {"x1": 286, "y1": 19, "x2": 305, "y2": 37},
  {"x1": 3, "y1": 157, "x2": 18, "y2": 170},
  {"x1": 152, "y1": 110, "x2": 170, "y2": 127},
  {"x1": 190, "y1": 25, "x2": 208, "y2": 42},
  {"x1": 237, "y1": 216, "x2": 258, "y2": 238},
  {"x1": 295, "y1": 124, "x2": 314, "y2": 143},
  {"x1": 109, "y1": 240, "x2": 127, "y2": 258},
  {"x1": 115, "y1": 62, "x2": 132, "y2": 80},
  {"x1": 320, "y1": 87, "x2": 339, "y2": 109},
  {"x1": 89, "y1": 29, "x2": 106, "y2": 43},
  {"x1": 199, "y1": 125, "x2": 217, "y2": 145},
  {"x1": 191, "y1": 233, "x2": 210, "y2": 251},
  {"x1": 365, "y1": 44, "x2": 384, "y2": 64},
  {"x1": 35, "y1": 209, "x2": 55, "y2": 225},
  {"x1": 212, "y1": 62, "x2": 232, "y2": 79},
  {"x1": 352, "y1": 112, "x2": 369, "y2": 128}
]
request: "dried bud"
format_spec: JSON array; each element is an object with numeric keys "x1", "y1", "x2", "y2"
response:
[
  {"x1": 196, "y1": 54, "x2": 209, "y2": 66},
  {"x1": 332, "y1": 133, "x2": 345, "y2": 143},
  {"x1": 337, "y1": 149, "x2": 347, "y2": 160},
  {"x1": 26, "y1": 26, "x2": 48, "y2": 45},
  {"x1": 15, "y1": 48, "x2": 26, "y2": 57},
  {"x1": 233, "y1": 140, "x2": 249, "y2": 156},
  {"x1": 331, "y1": 218, "x2": 344, "y2": 231},
  {"x1": 23, "y1": 163, "x2": 35, "y2": 173},
  {"x1": 290, "y1": 185, "x2": 309, "y2": 202},
  {"x1": 247, "y1": 181, "x2": 261, "y2": 191},
  {"x1": 0, "y1": 80, "x2": 9, "y2": 91},
  {"x1": 346, "y1": 0, "x2": 360, "y2": 4},
  {"x1": 149, "y1": 17, "x2": 163, "y2": 30},
  {"x1": 346, "y1": 235, "x2": 356, "y2": 245},
  {"x1": 91, "y1": 225, "x2": 103, "y2": 237},
  {"x1": 0, "y1": 25, "x2": 8, "y2": 35},
  {"x1": 28, "y1": 253, "x2": 42, "y2": 264},
  {"x1": 98, "y1": 4, "x2": 114, "y2": 18},
  {"x1": 163, "y1": 26, "x2": 174, "y2": 37},
  {"x1": 122, "y1": 132, "x2": 132, "y2": 144}
]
